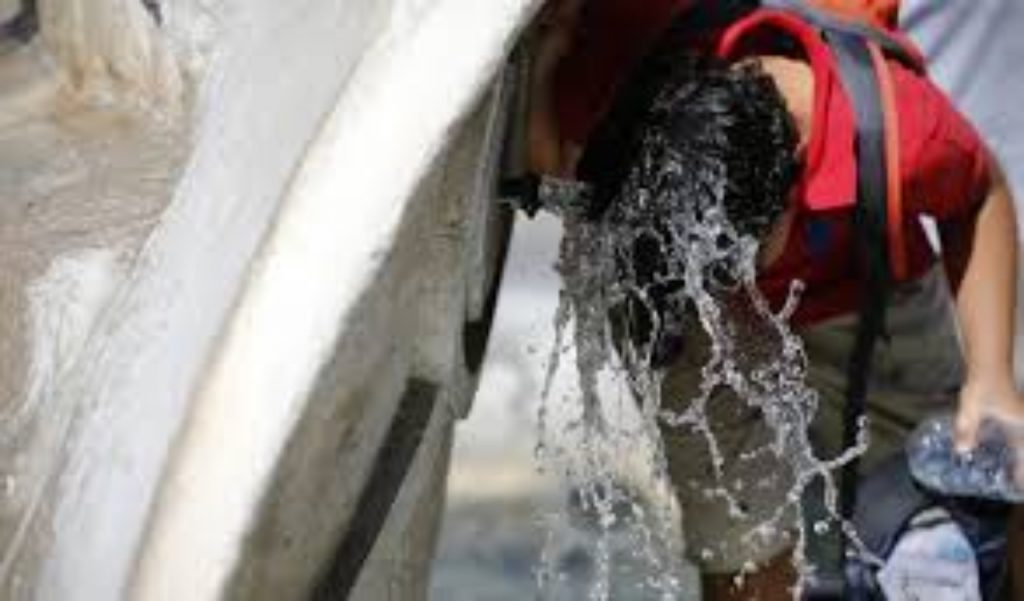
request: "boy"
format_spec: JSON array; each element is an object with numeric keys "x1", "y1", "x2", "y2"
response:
[{"x1": 531, "y1": 1, "x2": 1023, "y2": 598}]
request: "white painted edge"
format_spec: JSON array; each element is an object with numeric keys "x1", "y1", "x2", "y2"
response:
[{"x1": 131, "y1": 1, "x2": 541, "y2": 598}]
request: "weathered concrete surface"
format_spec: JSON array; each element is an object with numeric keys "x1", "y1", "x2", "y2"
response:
[
  {"x1": 209, "y1": 92, "x2": 519, "y2": 600},
  {"x1": 130, "y1": 0, "x2": 541, "y2": 593},
  {"x1": 36, "y1": 0, "x2": 182, "y2": 108},
  {"x1": 0, "y1": 0, "x2": 539, "y2": 599},
  {"x1": 0, "y1": 37, "x2": 190, "y2": 599}
]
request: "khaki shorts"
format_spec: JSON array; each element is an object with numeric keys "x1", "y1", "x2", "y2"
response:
[{"x1": 660, "y1": 265, "x2": 963, "y2": 574}]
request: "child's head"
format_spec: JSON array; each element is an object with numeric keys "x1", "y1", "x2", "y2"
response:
[
  {"x1": 577, "y1": 48, "x2": 799, "y2": 241},
  {"x1": 574, "y1": 35, "x2": 799, "y2": 365}
]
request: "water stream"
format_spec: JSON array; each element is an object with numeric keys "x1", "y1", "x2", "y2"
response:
[{"x1": 534, "y1": 133, "x2": 874, "y2": 599}]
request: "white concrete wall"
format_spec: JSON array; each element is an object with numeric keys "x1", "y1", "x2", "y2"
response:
[{"x1": 0, "y1": 0, "x2": 540, "y2": 598}]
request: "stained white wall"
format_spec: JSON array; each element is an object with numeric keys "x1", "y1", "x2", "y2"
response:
[{"x1": 0, "y1": 0, "x2": 541, "y2": 599}]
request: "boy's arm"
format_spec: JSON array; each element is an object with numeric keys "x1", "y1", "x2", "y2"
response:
[{"x1": 951, "y1": 162, "x2": 1024, "y2": 447}]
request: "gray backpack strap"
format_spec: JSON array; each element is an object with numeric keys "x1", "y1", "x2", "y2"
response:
[
  {"x1": 822, "y1": 26, "x2": 893, "y2": 527},
  {"x1": 755, "y1": 0, "x2": 899, "y2": 588}
]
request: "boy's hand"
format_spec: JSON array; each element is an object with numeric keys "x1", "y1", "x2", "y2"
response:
[
  {"x1": 955, "y1": 380, "x2": 1024, "y2": 488},
  {"x1": 955, "y1": 379, "x2": 1024, "y2": 446}
]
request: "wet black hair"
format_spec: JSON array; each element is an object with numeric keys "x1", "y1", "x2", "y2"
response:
[
  {"x1": 575, "y1": 22, "x2": 799, "y2": 367},
  {"x1": 577, "y1": 37, "x2": 799, "y2": 238}
]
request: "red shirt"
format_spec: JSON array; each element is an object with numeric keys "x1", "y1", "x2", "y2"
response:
[
  {"x1": 554, "y1": 3, "x2": 991, "y2": 325},
  {"x1": 719, "y1": 10, "x2": 990, "y2": 324}
]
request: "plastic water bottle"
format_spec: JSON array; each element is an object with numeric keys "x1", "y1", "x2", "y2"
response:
[{"x1": 906, "y1": 413, "x2": 1024, "y2": 502}]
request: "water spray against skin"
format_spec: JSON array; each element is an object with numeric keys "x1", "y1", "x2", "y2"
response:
[{"x1": 535, "y1": 130, "x2": 873, "y2": 599}]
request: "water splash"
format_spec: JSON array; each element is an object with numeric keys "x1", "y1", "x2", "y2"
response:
[{"x1": 535, "y1": 130, "x2": 875, "y2": 598}]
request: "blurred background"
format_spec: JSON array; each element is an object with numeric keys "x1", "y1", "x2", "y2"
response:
[
  {"x1": 429, "y1": 214, "x2": 565, "y2": 600},
  {"x1": 428, "y1": 214, "x2": 698, "y2": 600}
]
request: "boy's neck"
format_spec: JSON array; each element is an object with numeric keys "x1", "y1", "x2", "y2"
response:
[
  {"x1": 745, "y1": 55, "x2": 812, "y2": 270},
  {"x1": 755, "y1": 55, "x2": 814, "y2": 159}
]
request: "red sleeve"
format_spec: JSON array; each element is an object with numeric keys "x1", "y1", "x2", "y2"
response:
[{"x1": 896, "y1": 64, "x2": 992, "y2": 220}]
